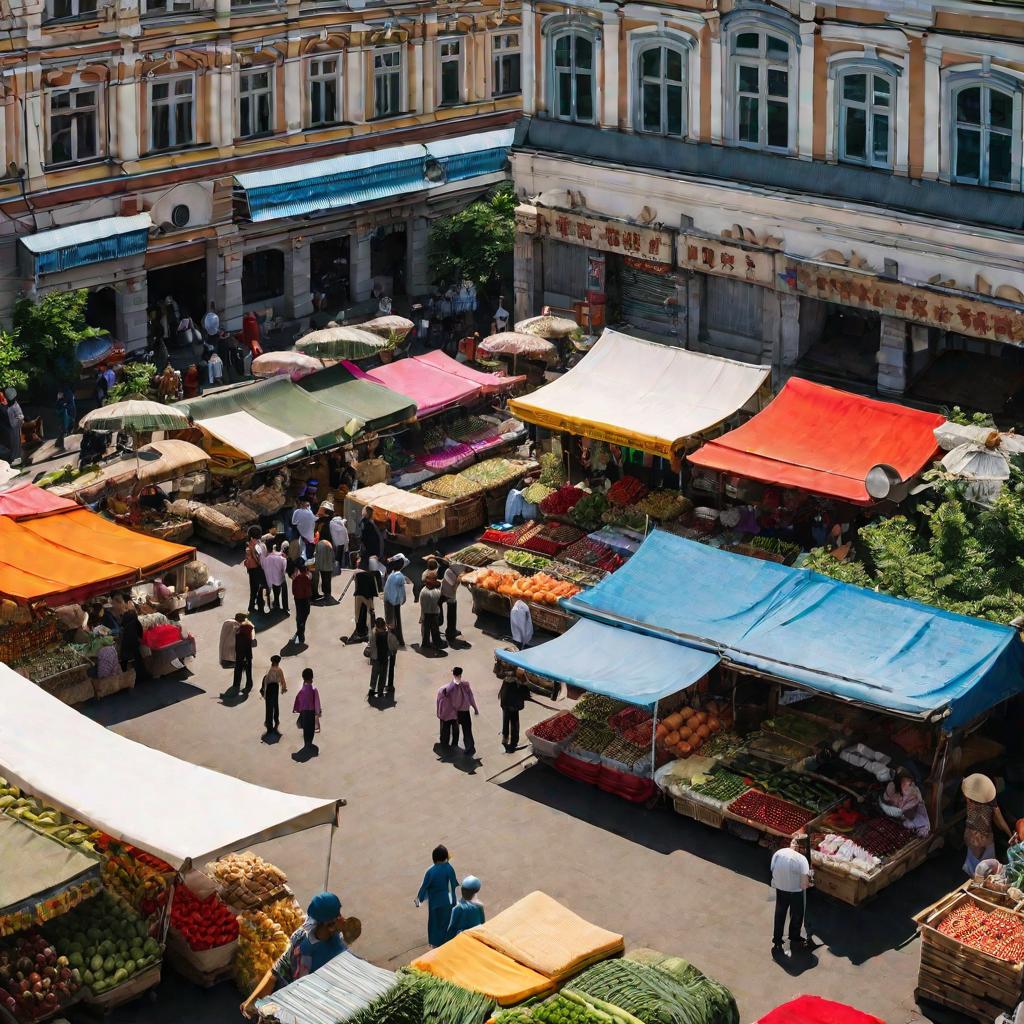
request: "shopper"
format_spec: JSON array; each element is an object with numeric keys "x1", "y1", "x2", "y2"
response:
[
  {"x1": 350, "y1": 554, "x2": 380, "y2": 641},
  {"x1": 231, "y1": 612, "x2": 255, "y2": 693},
  {"x1": 329, "y1": 510, "x2": 350, "y2": 568},
  {"x1": 260, "y1": 655, "x2": 287, "y2": 735},
  {"x1": 418, "y1": 573, "x2": 444, "y2": 652},
  {"x1": 244, "y1": 526, "x2": 268, "y2": 615},
  {"x1": 314, "y1": 533, "x2": 336, "y2": 601},
  {"x1": 415, "y1": 845, "x2": 458, "y2": 948},
  {"x1": 499, "y1": 669, "x2": 529, "y2": 751},
  {"x1": 118, "y1": 593, "x2": 147, "y2": 682},
  {"x1": 770, "y1": 833, "x2": 811, "y2": 953},
  {"x1": 293, "y1": 668, "x2": 322, "y2": 751},
  {"x1": 203, "y1": 302, "x2": 220, "y2": 343},
  {"x1": 367, "y1": 617, "x2": 399, "y2": 699},
  {"x1": 262, "y1": 540, "x2": 290, "y2": 613},
  {"x1": 962, "y1": 773, "x2": 1013, "y2": 876},
  {"x1": 451, "y1": 667, "x2": 479, "y2": 757},
  {"x1": 436, "y1": 673, "x2": 461, "y2": 752},
  {"x1": 439, "y1": 561, "x2": 464, "y2": 644},
  {"x1": 383, "y1": 555, "x2": 409, "y2": 646},
  {"x1": 5, "y1": 388, "x2": 24, "y2": 466},
  {"x1": 291, "y1": 499, "x2": 317, "y2": 558},
  {"x1": 510, "y1": 599, "x2": 533, "y2": 651},
  {"x1": 359, "y1": 505, "x2": 384, "y2": 561},
  {"x1": 291, "y1": 563, "x2": 313, "y2": 644},
  {"x1": 55, "y1": 388, "x2": 74, "y2": 450},
  {"x1": 446, "y1": 877, "x2": 485, "y2": 942}
]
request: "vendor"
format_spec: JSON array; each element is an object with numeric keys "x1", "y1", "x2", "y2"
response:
[
  {"x1": 240, "y1": 892, "x2": 347, "y2": 1019},
  {"x1": 150, "y1": 573, "x2": 178, "y2": 616},
  {"x1": 136, "y1": 484, "x2": 168, "y2": 514},
  {"x1": 962, "y1": 773, "x2": 1014, "y2": 876},
  {"x1": 883, "y1": 768, "x2": 931, "y2": 838}
]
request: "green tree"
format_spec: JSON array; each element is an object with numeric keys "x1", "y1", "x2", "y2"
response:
[
  {"x1": 108, "y1": 363, "x2": 156, "y2": 403},
  {"x1": 0, "y1": 330, "x2": 28, "y2": 393},
  {"x1": 428, "y1": 184, "x2": 515, "y2": 296},
  {"x1": 12, "y1": 288, "x2": 100, "y2": 391}
]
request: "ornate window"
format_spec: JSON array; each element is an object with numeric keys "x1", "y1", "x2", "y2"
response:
[
  {"x1": 552, "y1": 30, "x2": 596, "y2": 123},
  {"x1": 636, "y1": 41, "x2": 687, "y2": 137},
  {"x1": 438, "y1": 38, "x2": 464, "y2": 107},
  {"x1": 373, "y1": 48, "x2": 403, "y2": 118},
  {"x1": 150, "y1": 76, "x2": 195, "y2": 151},
  {"x1": 836, "y1": 65, "x2": 896, "y2": 169},
  {"x1": 950, "y1": 77, "x2": 1020, "y2": 189},
  {"x1": 49, "y1": 87, "x2": 99, "y2": 165},
  {"x1": 309, "y1": 57, "x2": 341, "y2": 127},
  {"x1": 492, "y1": 32, "x2": 521, "y2": 97},
  {"x1": 239, "y1": 68, "x2": 274, "y2": 138}
]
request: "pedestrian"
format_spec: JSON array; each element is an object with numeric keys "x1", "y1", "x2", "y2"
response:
[
  {"x1": 446, "y1": 877, "x2": 485, "y2": 942},
  {"x1": 314, "y1": 532, "x2": 336, "y2": 601},
  {"x1": 291, "y1": 499, "x2": 317, "y2": 558},
  {"x1": 182, "y1": 363, "x2": 201, "y2": 399},
  {"x1": 55, "y1": 389, "x2": 74, "y2": 450},
  {"x1": 203, "y1": 301, "x2": 220, "y2": 343},
  {"x1": 240, "y1": 892, "x2": 346, "y2": 1018},
  {"x1": 439, "y1": 561, "x2": 464, "y2": 644},
  {"x1": 208, "y1": 349, "x2": 225, "y2": 386},
  {"x1": 242, "y1": 310, "x2": 264, "y2": 364},
  {"x1": 244, "y1": 526, "x2": 268, "y2": 614},
  {"x1": 291, "y1": 562, "x2": 313, "y2": 644},
  {"x1": 415, "y1": 845, "x2": 458, "y2": 948},
  {"x1": 262, "y1": 541, "x2": 290, "y2": 613},
  {"x1": 329, "y1": 509, "x2": 349, "y2": 568},
  {"x1": 359, "y1": 505, "x2": 384, "y2": 561},
  {"x1": 293, "y1": 668, "x2": 321, "y2": 751},
  {"x1": 260, "y1": 655, "x2": 287, "y2": 735},
  {"x1": 117, "y1": 592, "x2": 147, "y2": 681},
  {"x1": 232, "y1": 612, "x2": 255, "y2": 692},
  {"x1": 383, "y1": 555, "x2": 409, "y2": 646},
  {"x1": 449, "y1": 667, "x2": 479, "y2": 757},
  {"x1": 492, "y1": 295, "x2": 510, "y2": 333},
  {"x1": 499, "y1": 668, "x2": 529, "y2": 751},
  {"x1": 510, "y1": 599, "x2": 533, "y2": 650},
  {"x1": 95, "y1": 365, "x2": 111, "y2": 405},
  {"x1": 962, "y1": 773, "x2": 1013, "y2": 876},
  {"x1": 367, "y1": 617, "x2": 399, "y2": 699},
  {"x1": 770, "y1": 833, "x2": 812, "y2": 953},
  {"x1": 436, "y1": 673, "x2": 460, "y2": 752},
  {"x1": 5, "y1": 388, "x2": 24, "y2": 465},
  {"x1": 417, "y1": 573, "x2": 444, "y2": 652},
  {"x1": 350, "y1": 554, "x2": 380, "y2": 641}
]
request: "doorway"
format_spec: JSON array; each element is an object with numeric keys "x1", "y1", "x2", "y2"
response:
[
  {"x1": 370, "y1": 224, "x2": 407, "y2": 297},
  {"x1": 85, "y1": 286, "x2": 117, "y2": 336},
  {"x1": 147, "y1": 259, "x2": 207, "y2": 323},
  {"x1": 311, "y1": 236, "x2": 351, "y2": 313}
]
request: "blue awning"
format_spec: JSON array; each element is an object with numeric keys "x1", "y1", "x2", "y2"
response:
[
  {"x1": 20, "y1": 214, "x2": 151, "y2": 275},
  {"x1": 563, "y1": 531, "x2": 1024, "y2": 729},
  {"x1": 496, "y1": 618, "x2": 719, "y2": 707},
  {"x1": 234, "y1": 128, "x2": 513, "y2": 223}
]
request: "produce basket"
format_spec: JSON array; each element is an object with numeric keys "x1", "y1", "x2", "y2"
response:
[
  {"x1": 443, "y1": 495, "x2": 488, "y2": 537},
  {"x1": 526, "y1": 713, "x2": 579, "y2": 759},
  {"x1": 83, "y1": 962, "x2": 162, "y2": 1010},
  {"x1": 529, "y1": 601, "x2": 576, "y2": 635},
  {"x1": 673, "y1": 793, "x2": 726, "y2": 830},
  {"x1": 166, "y1": 927, "x2": 237, "y2": 984},
  {"x1": 93, "y1": 667, "x2": 136, "y2": 700},
  {"x1": 132, "y1": 518, "x2": 194, "y2": 543},
  {"x1": 355, "y1": 458, "x2": 390, "y2": 486}
]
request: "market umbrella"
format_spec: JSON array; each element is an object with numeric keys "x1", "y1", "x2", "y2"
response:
[
  {"x1": 514, "y1": 314, "x2": 579, "y2": 339},
  {"x1": 478, "y1": 332, "x2": 559, "y2": 369},
  {"x1": 80, "y1": 399, "x2": 189, "y2": 433},
  {"x1": 134, "y1": 439, "x2": 210, "y2": 485},
  {"x1": 252, "y1": 351, "x2": 324, "y2": 380},
  {"x1": 295, "y1": 325, "x2": 389, "y2": 360},
  {"x1": 360, "y1": 315, "x2": 415, "y2": 340},
  {"x1": 939, "y1": 441, "x2": 1012, "y2": 508}
]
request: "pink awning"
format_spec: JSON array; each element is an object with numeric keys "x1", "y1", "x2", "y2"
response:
[
  {"x1": 414, "y1": 351, "x2": 524, "y2": 393},
  {"x1": 0, "y1": 483, "x2": 79, "y2": 520}
]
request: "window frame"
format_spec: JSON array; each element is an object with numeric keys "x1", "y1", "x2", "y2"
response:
[
  {"x1": 947, "y1": 73, "x2": 1022, "y2": 191},
  {"x1": 437, "y1": 36, "x2": 465, "y2": 107},
  {"x1": 148, "y1": 73, "x2": 196, "y2": 152},
  {"x1": 45, "y1": 0, "x2": 97, "y2": 21},
  {"x1": 47, "y1": 85, "x2": 101, "y2": 167},
  {"x1": 633, "y1": 38, "x2": 689, "y2": 138},
  {"x1": 372, "y1": 46, "x2": 404, "y2": 120},
  {"x1": 550, "y1": 28, "x2": 598, "y2": 124},
  {"x1": 722, "y1": 11, "x2": 799, "y2": 154},
  {"x1": 241, "y1": 249, "x2": 285, "y2": 306},
  {"x1": 238, "y1": 66, "x2": 275, "y2": 140},
  {"x1": 833, "y1": 62, "x2": 898, "y2": 170},
  {"x1": 308, "y1": 55, "x2": 342, "y2": 128},
  {"x1": 491, "y1": 30, "x2": 521, "y2": 98},
  {"x1": 141, "y1": 0, "x2": 192, "y2": 16}
]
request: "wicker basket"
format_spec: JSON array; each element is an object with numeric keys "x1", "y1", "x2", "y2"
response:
[
  {"x1": 529, "y1": 601, "x2": 575, "y2": 635},
  {"x1": 673, "y1": 793, "x2": 726, "y2": 829},
  {"x1": 93, "y1": 668, "x2": 136, "y2": 700},
  {"x1": 444, "y1": 495, "x2": 487, "y2": 537}
]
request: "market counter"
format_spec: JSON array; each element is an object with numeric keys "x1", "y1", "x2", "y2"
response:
[{"x1": 469, "y1": 584, "x2": 576, "y2": 635}]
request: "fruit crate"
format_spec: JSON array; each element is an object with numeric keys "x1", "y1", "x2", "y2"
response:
[
  {"x1": 83, "y1": 962, "x2": 162, "y2": 1010},
  {"x1": 442, "y1": 495, "x2": 487, "y2": 537},
  {"x1": 672, "y1": 793, "x2": 726, "y2": 830},
  {"x1": 527, "y1": 601, "x2": 576, "y2": 635},
  {"x1": 92, "y1": 667, "x2": 136, "y2": 701},
  {"x1": 914, "y1": 889, "x2": 1024, "y2": 1022}
]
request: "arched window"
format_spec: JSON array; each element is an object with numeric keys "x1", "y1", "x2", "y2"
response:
[
  {"x1": 551, "y1": 30, "x2": 595, "y2": 123},
  {"x1": 835, "y1": 64, "x2": 896, "y2": 169},
  {"x1": 951, "y1": 79, "x2": 1019, "y2": 188},
  {"x1": 637, "y1": 43, "x2": 687, "y2": 137}
]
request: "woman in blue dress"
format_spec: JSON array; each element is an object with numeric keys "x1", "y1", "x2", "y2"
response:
[{"x1": 416, "y1": 845, "x2": 458, "y2": 947}]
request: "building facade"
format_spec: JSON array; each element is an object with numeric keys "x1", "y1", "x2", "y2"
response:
[
  {"x1": 512, "y1": 0, "x2": 1024, "y2": 412},
  {"x1": 0, "y1": 0, "x2": 522, "y2": 349}
]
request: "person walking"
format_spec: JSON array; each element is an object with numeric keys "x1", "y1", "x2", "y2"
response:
[
  {"x1": 770, "y1": 833, "x2": 812, "y2": 953},
  {"x1": 55, "y1": 388, "x2": 74, "y2": 451},
  {"x1": 439, "y1": 561, "x2": 464, "y2": 644},
  {"x1": 367, "y1": 617, "x2": 399, "y2": 699},
  {"x1": 510, "y1": 599, "x2": 533, "y2": 651},
  {"x1": 203, "y1": 302, "x2": 220, "y2": 344},
  {"x1": 350, "y1": 554, "x2": 380, "y2": 641},
  {"x1": 436, "y1": 673, "x2": 461, "y2": 752},
  {"x1": 291, "y1": 563, "x2": 313, "y2": 644},
  {"x1": 313, "y1": 532, "x2": 336, "y2": 601},
  {"x1": 449, "y1": 667, "x2": 479, "y2": 757},
  {"x1": 416, "y1": 845, "x2": 458, "y2": 948},
  {"x1": 260, "y1": 655, "x2": 287, "y2": 735},
  {"x1": 244, "y1": 527, "x2": 268, "y2": 615},
  {"x1": 383, "y1": 555, "x2": 409, "y2": 646},
  {"x1": 329, "y1": 510, "x2": 349, "y2": 568},
  {"x1": 262, "y1": 540, "x2": 290, "y2": 613},
  {"x1": 499, "y1": 669, "x2": 529, "y2": 751},
  {"x1": 293, "y1": 668, "x2": 321, "y2": 752},
  {"x1": 359, "y1": 505, "x2": 384, "y2": 562},
  {"x1": 5, "y1": 388, "x2": 24, "y2": 466},
  {"x1": 446, "y1": 877, "x2": 485, "y2": 942},
  {"x1": 291, "y1": 499, "x2": 317, "y2": 559},
  {"x1": 232, "y1": 612, "x2": 255, "y2": 693},
  {"x1": 417, "y1": 573, "x2": 444, "y2": 652}
]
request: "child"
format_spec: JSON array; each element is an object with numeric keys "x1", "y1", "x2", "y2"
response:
[{"x1": 446, "y1": 877, "x2": 484, "y2": 942}]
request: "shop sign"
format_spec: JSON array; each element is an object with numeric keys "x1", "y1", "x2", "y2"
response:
[
  {"x1": 678, "y1": 235, "x2": 777, "y2": 287},
  {"x1": 785, "y1": 259, "x2": 1024, "y2": 345},
  {"x1": 534, "y1": 208, "x2": 673, "y2": 264}
]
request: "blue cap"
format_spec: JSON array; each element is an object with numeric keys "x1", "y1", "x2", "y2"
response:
[
  {"x1": 461, "y1": 876, "x2": 481, "y2": 893},
  {"x1": 307, "y1": 891, "x2": 342, "y2": 924}
]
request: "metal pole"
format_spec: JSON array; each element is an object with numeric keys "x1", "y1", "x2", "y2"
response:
[{"x1": 323, "y1": 817, "x2": 338, "y2": 892}]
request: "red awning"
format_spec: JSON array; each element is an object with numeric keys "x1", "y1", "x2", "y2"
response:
[
  {"x1": 687, "y1": 378, "x2": 944, "y2": 503},
  {"x1": 0, "y1": 483, "x2": 79, "y2": 519},
  {"x1": 757, "y1": 996, "x2": 884, "y2": 1024}
]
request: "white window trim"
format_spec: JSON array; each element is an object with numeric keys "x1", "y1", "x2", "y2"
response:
[
  {"x1": 45, "y1": 0, "x2": 98, "y2": 21},
  {"x1": 307, "y1": 55, "x2": 343, "y2": 128},
  {"x1": 436, "y1": 35, "x2": 465, "y2": 107},
  {"x1": 372, "y1": 46, "x2": 404, "y2": 119},
  {"x1": 47, "y1": 84, "x2": 102, "y2": 166},
  {"x1": 238, "y1": 65, "x2": 276, "y2": 139},
  {"x1": 148, "y1": 73, "x2": 196, "y2": 152},
  {"x1": 628, "y1": 31, "x2": 694, "y2": 140},
  {"x1": 490, "y1": 29, "x2": 522, "y2": 98},
  {"x1": 722, "y1": 8, "x2": 800, "y2": 155},
  {"x1": 941, "y1": 65, "x2": 1024, "y2": 191},
  {"x1": 546, "y1": 23, "x2": 600, "y2": 124},
  {"x1": 829, "y1": 58, "x2": 900, "y2": 170}
]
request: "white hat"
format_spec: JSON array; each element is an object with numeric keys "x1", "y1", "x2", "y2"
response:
[{"x1": 962, "y1": 773, "x2": 996, "y2": 803}]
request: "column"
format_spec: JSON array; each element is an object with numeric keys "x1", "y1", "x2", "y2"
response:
[
  {"x1": 686, "y1": 273, "x2": 702, "y2": 349},
  {"x1": 351, "y1": 227, "x2": 373, "y2": 302},
  {"x1": 285, "y1": 235, "x2": 313, "y2": 320},
  {"x1": 346, "y1": 49, "x2": 364, "y2": 123},
  {"x1": 708, "y1": 21, "x2": 722, "y2": 143},
  {"x1": 777, "y1": 293, "x2": 801, "y2": 372},
  {"x1": 521, "y1": 5, "x2": 535, "y2": 116},
  {"x1": 214, "y1": 0, "x2": 229, "y2": 23},
  {"x1": 406, "y1": 214, "x2": 431, "y2": 297},
  {"x1": 600, "y1": 12, "x2": 618, "y2": 130},
  {"x1": 422, "y1": 20, "x2": 437, "y2": 112},
  {"x1": 211, "y1": 231, "x2": 244, "y2": 331},
  {"x1": 797, "y1": 19, "x2": 816, "y2": 159},
  {"x1": 472, "y1": 29, "x2": 487, "y2": 102},
  {"x1": 513, "y1": 230, "x2": 536, "y2": 322},
  {"x1": 23, "y1": 65, "x2": 44, "y2": 181},
  {"x1": 117, "y1": 273, "x2": 150, "y2": 353},
  {"x1": 408, "y1": 40, "x2": 423, "y2": 114},
  {"x1": 922, "y1": 45, "x2": 941, "y2": 179},
  {"x1": 877, "y1": 315, "x2": 908, "y2": 395},
  {"x1": 114, "y1": 56, "x2": 140, "y2": 162},
  {"x1": 284, "y1": 41, "x2": 302, "y2": 132}
]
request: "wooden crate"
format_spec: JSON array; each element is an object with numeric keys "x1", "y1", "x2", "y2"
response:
[
  {"x1": 673, "y1": 793, "x2": 725, "y2": 830},
  {"x1": 815, "y1": 835, "x2": 932, "y2": 906},
  {"x1": 83, "y1": 963, "x2": 162, "y2": 1009},
  {"x1": 93, "y1": 667, "x2": 136, "y2": 700},
  {"x1": 528, "y1": 601, "x2": 575, "y2": 635},
  {"x1": 443, "y1": 495, "x2": 487, "y2": 537}
]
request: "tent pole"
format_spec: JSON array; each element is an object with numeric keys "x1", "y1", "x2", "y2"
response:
[
  {"x1": 323, "y1": 817, "x2": 338, "y2": 891},
  {"x1": 651, "y1": 699, "x2": 659, "y2": 773}
]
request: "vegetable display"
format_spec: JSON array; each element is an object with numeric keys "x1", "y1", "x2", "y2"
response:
[
  {"x1": 461, "y1": 458, "x2": 528, "y2": 489},
  {"x1": 347, "y1": 969, "x2": 494, "y2": 1024},
  {"x1": 569, "y1": 722, "x2": 615, "y2": 755},
  {"x1": 748, "y1": 536, "x2": 801, "y2": 563},
  {"x1": 688, "y1": 770, "x2": 749, "y2": 805},
  {"x1": 548, "y1": 562, "x2": 607, "y2": 588},
  {"x1": 602, "y1": 737, "x2": 650, "y2": 769},
  {"x1": 169, "y1": 885, "x2": 238, "y2": 952},
  {"x1": 561, "y1": 537, "x2": 625, "y2": 573},
  {"x1": 570, "y1": 493, "x2": 610, "y2": 532},
  {"x1": 532, "y1": 992, "x2": 609, "y2": 1024},
  {"x1": 600, "y1": 505, "x2": 648, "y2": 532},
  {"x1": 523, "y1": 482, "x2": 555, "y2": 505},
  {"x1": 761, "y1": 711, "x2": 834, "y2": 748},
  {"x1": 504, "y1": 550, "x2": 553, "y2": 571},
  {"x1": 447, "y1": 416, "x2": 489, "y2": 441},
  {"x1": 727, "y1": 791, "x2": 815, "y2": 834},
  {"x1": 699, "y1": 732, "x2": 744, "y2": 759},
  {"x1": 607, "y1": 476, "x2": 648, "y2": 507},
  {"x1": 609, "y1": 708, "x2": 653, "y2": 734},
  {"x1": 937, "y1": 901, "x2": 1024, "y2": 962},
  {"x1": 11, "y1": 648, "x2": 89, "y2": 683},
  {"x1": 538, "y1": 452, "x2": 567, "y2": 488},
  {"x1": 540, "y1": 485, "x2": 586, "y2": 516},
  {"x1": 756, "y1": 771, "x2": 843, "y2": 814},
  {"x1": 421, "y1": 475, "x2": 482, "y2": 500},
  {"x1": 0, "y1": 931, "x2": 82, "y2": 1022},
  {"x1": 574, "y1": 694, "x2": 626, "y2": 721},
  {"x1": 531, "y1": 713, "x2": 580, "y2": 743},
  {"x1": 448, "y1": 544, "x2": 499, "y2": 567},
  {"x1": 636, "y1": 491, "x2": 692, "y2": 522}
]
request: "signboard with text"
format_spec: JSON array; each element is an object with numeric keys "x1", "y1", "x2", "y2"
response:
[
  {"x1": 677, "y1": 235, "x2": 777, "y2": 287},
  {"x1": 534, "y1": 208, "x2": 673, "y2": 264}
]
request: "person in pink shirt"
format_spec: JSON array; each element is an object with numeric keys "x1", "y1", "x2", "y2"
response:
[{"x1": 436, "y1": 667, "x2": 479, "y2": 757}]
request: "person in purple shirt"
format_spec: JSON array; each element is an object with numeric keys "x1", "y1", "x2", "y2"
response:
[{"x1": 436, "y1": 667, "x2": 479, "y2": 757}]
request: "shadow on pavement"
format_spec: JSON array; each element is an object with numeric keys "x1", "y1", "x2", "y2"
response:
[
  {"x1": 80, "y1": 676, "x2": 205, "y2": 726},
  {"x1": 102, "y1": 967, "x2": 239, "y2": 1024}
]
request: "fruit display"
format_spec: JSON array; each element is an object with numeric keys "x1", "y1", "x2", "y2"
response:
[
  {"x1": 852, "y1": 816, "x2": 916, "y2": 858},
  {"x1": 600, "y1": 504, "x2": 648, "y2": 532},
  {"x1": 47, "y1": 892, "x2": 160, "y2": 996},
  {"x1": 447, "y1": 415, "x2": 489, "y2": 442},
  {"x1": 504, "y1": 550, "x2": 553, "y2": 571},
  {"x1": 522, "y1": 481, "x2": 554, "y2": 505},
  {"x1": 234, "y1": 908, "x2": 289, "y2": 994},
  {"x1": 607, "y1": 476, "x2": 648, "y2": 507},
  {"x1": 0, "y1": 618, "x2": 59, "y2": 664},
  {"x1": 748, "y1": 536, "x2": 801, "y2": 563},
  {"x1": 757, "y1": 771, "x2": 843, "y2": 814},
  {"x1": 539, "y1": 485, "x2": 585, "y2": 516},
  {"x1": 655, "y1": 705, "x2": 725, "y2": 760},
  {"x1": 460, "y1": 458, "x2": 527, "y2": 489},
  {"x1": 602, "y1": 736, "x2": 650, "y2": 769},
  {"x1": 421, "y1": 475, "x2": 482, "y2": 500},
  {"x1": 687, "y1": 770, "x2": 749, "y2": 805},
  {"x1": 560, "y1": 537, "x2": 625, "y2": 572},
  {"x1": 574, "y1": 693, "x2": 626, "y2": 721},
  {"x1": 0, "y1": 778, "x2": 97, "y2": 854},
  {"x1": 99, "y1": 843, "x2": 172, "y2": 918},
  {"x1": 727, "y1": 790, "x2": 816, "y2": 835},
  {"x1": 0, "y1": 930, "x2": 83, "y2": 1021},
  {"x1": 169, "y1": 885, "x2": 239, "y2": 952},
  {"x1": 262, "y1": 897, "x2": 304, "y2": 936},
  {"x1": 474, "y1": 569, "x2": 581, "y2": 606},
  {"x1": 608, "y1": 707, "x2": 652, "y2": 734},
  {"x1": 538, "y1": 452, "x2": 566, "y2": 488},
  {"x1": 937, "y1": 901, "x2": 1024, "y2": 962},
  {"x1": 205, "y1": 851, "x2": 288, "y2": 911},
  {"x1": 11, "y1": 648, "x2": 89, "y2": 683},
  {"x1": 449, "y1": 543, "x2": 499, "y2": 567},
  {"x1": 531, "y1": 713, "x2": 580, "y2": 743},
  {"x1": 636, "y1": 491, "x2": 692, "y2": 522},
  {"x1": 568, "y1": 722, "x2": 614, "y2": 756},
  {"x1": 569, "y1": 493, "x2": 609, "y2": 532}
]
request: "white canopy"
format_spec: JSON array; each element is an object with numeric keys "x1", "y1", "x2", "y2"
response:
[
  {"x1": 0, "y1": 663, "x2": 339, "y2": 868},
  {"x1": 508, "y1": 329, "x2": 770, "y2": 458},
  {"x1": 200, "y1": 411, "x2": 311, "y2": 465}
]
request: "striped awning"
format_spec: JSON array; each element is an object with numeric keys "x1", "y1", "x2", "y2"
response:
[
  {"x1": 234, "y1": 128, "x2": 513, "y2": 223},
  {"x1": 20, "y1": 214, "x2": 152, "y2": 274}
]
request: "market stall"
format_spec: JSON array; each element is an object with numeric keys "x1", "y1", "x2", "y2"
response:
[{"x1": 343, "y1": 483, "x2": 447, "y2": 548}]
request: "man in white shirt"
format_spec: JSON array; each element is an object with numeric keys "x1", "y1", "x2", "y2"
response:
[
  {"x1": 492, "y1": 296, "x2": 510, "y2": 333},
  {"x1": 291, "y1": 499, "x2": 316, "y2": 558},
  {"x1": 202, "y1": 302, "x2": 220, "y2": 340},
  {"x1": 770, "y1": 834, "x2": 812, "y2": 952},
  {"x1": 328, "y1": 513, "x2": 349, "y2": 568},
  {"x1": 261, "y1": 543, "x2": 289, "y2": 614}
]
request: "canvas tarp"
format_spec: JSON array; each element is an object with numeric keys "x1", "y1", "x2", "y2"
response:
[
  {"x1": 508, "y1": 329, "x2": 770, "y2": 457},
  {"x1": 365, "y1": 355, "x2": 480, "y2": 418},
  {"x1": 345, "y1": 482, "x2": 447, "y2": 520},
  {"x1": 0, "y1": 663, "x2": 340, "y2": 868},
  {"x1": 198, "y1": 412, "x2": 310, "y2": 467},
  {"x1": 687, "y1": 377, "x2": 945, "y2": 503},
  {"x1": 496, "y1": 618, "x2": 719, "y2": 707},
  {"x1": 296, "y1": 363, "x2": 416, "y2": 434},
  {"x1": 415, "y1": 350, "x2": 524, "y2": 393},
  {"x1": 562, "y1": 531, "x2": 1024, "y2": 729},
  {"x1": 0, "y1": 482, "x2": 78, "y2": 519}
]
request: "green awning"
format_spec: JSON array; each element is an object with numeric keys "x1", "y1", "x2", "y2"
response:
[{"x1": 296, "y1": 363, "x2": 416, "y2": 435}]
